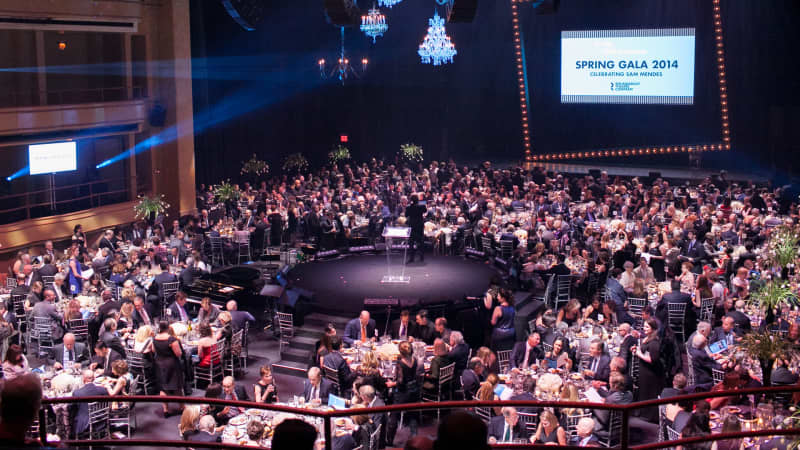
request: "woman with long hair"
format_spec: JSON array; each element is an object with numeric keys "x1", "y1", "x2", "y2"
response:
[
  {"x1": 2, "y1": 344, "x2": 29, "y2": 380},
  {"x1": 531, "y1": 410, "x2": 567, "y2": 445},
  {"x1": 544, "y1": 337, "x2": 573, "y2": 371},
  {"x1": 154, "y1": 320, "x2": 185, "y2": 416},
  {"x1": 385, "y1": 341, "x2": 420, "y2": 446},
  {"x1": 476, "y1": 346, "x2": 500, "y2": 375},
  {"x1": 633, "y1": 318, "x2": 663, "y2": 422},
  {"x1": 475, "y1": 373, "x2": 501, "y2": 416}
]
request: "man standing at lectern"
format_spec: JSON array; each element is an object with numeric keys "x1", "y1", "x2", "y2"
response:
[{"x1": 405, "y1": 195, "x2": 426, "y2": 263}]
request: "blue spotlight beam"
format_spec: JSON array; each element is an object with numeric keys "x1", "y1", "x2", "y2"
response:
[
  {"x1": 95, "y1": 59, "x2": 323, "y2": 170},
  {"x1": 6, "y1": 166, "x2": 30, "y2": 181}
]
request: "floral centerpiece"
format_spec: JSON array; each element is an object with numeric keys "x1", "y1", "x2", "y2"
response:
[
  {"x1": 536, "y1": 373, "x2": 563, "y2": 397},
  {"x1": 328, "y1": 145, "x2": 351, "y2": 165},
  {"x1": 240, "y1": 153, "x2": 269, "y2": 176},
  {"x1": 399, "y1": 143, "x2": 424, "y2": 162},
  {"x1": 133, "y1": 194, "x2": 170, "y2": 221},
  {"x1": 282, "y1": 152, "x2": 309, "y2": 173}
]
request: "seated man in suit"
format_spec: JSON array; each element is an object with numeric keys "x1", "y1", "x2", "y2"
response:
[
  {"x1": 100, "y1": 318, "x2": 127, "y2": 358},
  {"x1": 509, "y1": 378, "x2": 541, "y2": 415},
  {"x1": 511, "y1": 332, "x2": 544, "y2": 369},
  {"x1": 772, "y1": 357, "x2": 800, "y2": 385},
  {"x1": 31, "y1": 287, "x2": 65, "y2": 344},
  {"x1": 168, "y1": 291, "x2": 192, "y2": 323},
  {"x1": 605, "y1": 269, "x2": 627, "y2": 306},
  {"x1": 72, "y1": 370, "x2": 110, "y2": 436},
  {"x1": 50, "y1": 333, "x2": 91, "y2": 370},
  {"x1": 709, "y1": 316, "x2": 739, "y2": 346},
  {"x1": 304, "y1": 367, "x2": 333, "y2": 405},
  {"x1": 414, "y1": 309, "x2": 436, "y2": 344},
  {"x1": 656, "y1": 279, "x2": 692, "y2": 325},
  {"x1": 146, "y1": 263, "x2": 178, "y2": 312},
  {"x1": 217, "y1": 376, "x2": 250, "y2": 422},
  {"x1": 96, "y1": 289, "x2": 121, "y2": 322},
  {"x1": 728, "y1": 300, "x2": 752, "y2": 333},
  {"x1": 343, "y1": 310, "x2": 376, "y2": 347},
  {"x1": 583, "y1": 340, "x2": 611, "y2": 384},
  {"x1": 322, "y1": 336, "x2": 353, "y2": 389},
  {"x1": 573, "y1": 417, "x2": 600, "y2": 447},
  {"x1": 358, "y1": 385, "x2": 386, "y2": 447},
  {"x1": 90, "y1": 341, "x2": 124, "y2": 377},
  {"x1": 688, "y1": 334, "x2": 722, "y2": 387},
  {"x1": 488, "y1": 407, "x2": 529, "y2": 444},
  {"x1": 226, "y1": 300, "x2": 255, "y2": 332},
  {"x1": 461, "y1": 358, "x2": 484, "y2": 400},
  {"x1": 659, "y1": 373, "x2": 688, "y2": 399},
  {"x1": 434, "y1": 317, "x2": 452, "y2": 343},
  {"x1": 34, "y1": 255, "x2": 58, "y2": 284},
  {"x1": 390, "y1": 309, "x2": 417, "y2": 341},
  {"x1": 593, "y1": 373, "x2": 632, "y2": 434},
  {"x1": 132, "y1": 295, "x2": 154, "y2": 329},
  {"x1": 186, "y1": 415, "x2": 222, "y2": 444},
  {"x1": 447, "y1": 331, "x2": 470, "y2": 376}
]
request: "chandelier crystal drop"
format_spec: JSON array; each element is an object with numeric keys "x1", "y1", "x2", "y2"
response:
[
  {"x1": 378, "y1": 0, "x2": 402, "y2": 8},
  {"x1": 418, "y1": 11, "x2": 457, "y2": 66},
  {"x1": 360, "y1": 7, "x2": 388, "y2": 43}
]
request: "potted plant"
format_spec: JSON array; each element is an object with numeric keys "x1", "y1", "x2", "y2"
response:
[
  {"x1": 282, "y1": 152, "x2": 309, "y2": 174},
  {"x1": 133, "y1": 194, "x2": 170, "y2": 224}
]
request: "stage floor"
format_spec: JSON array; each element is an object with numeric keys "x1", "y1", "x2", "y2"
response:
[{"x1": 287, "y1": 254, "x2": 499, "y2": 316}]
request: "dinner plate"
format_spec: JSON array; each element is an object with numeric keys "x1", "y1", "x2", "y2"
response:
[
  {"x1": 709, "y1": 411, "x2": 720, "y2": 420},
  {"x1": 726, "y1": 406, "x2": 741, "y2": 414},
  {"x1": 246, "y1": 408, "x2": 264, "y2": 416},
  {"x1": 229, "y1": 415, "x2": 249, "y2": 426}
]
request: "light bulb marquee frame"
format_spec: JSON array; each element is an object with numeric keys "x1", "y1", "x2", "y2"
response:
[{"x1": 511, "y1": 0, "x2": 731, "y2": 163}]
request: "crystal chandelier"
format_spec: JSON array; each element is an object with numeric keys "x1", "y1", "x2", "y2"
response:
[
  {"x1": 418, "y1": 11, "x2": 457, "y2": 66},
  {"x1": 360, "y1": 7, "x2": 388, "y2": 43},
  {"x1": 318, "y1": 27, "x2": 368, "y2": 85},
  {"x1": 378, "y1": 0, "x2": 402, "y2": 8}
]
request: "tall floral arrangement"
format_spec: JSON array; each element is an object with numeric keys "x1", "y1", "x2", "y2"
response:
[
  {"x1": 213, "y1": 180, "x2": 240, "y2": 203},
  {"x1": 328, "y1": 145, "x2": 351, "y2": 165},
  {"x1": 133, "y1": 194, "x2": 170, "y2": 221},
  {"x1": 282, "y1": 153, "x2": 309, "y2": 173},
  {"x1": 766, "y1": 225, "x2": 800, "y2": 269},
  {"x1": 749, "y1": 280, "x2": 797, "y2": 312},
  {"x1": 240, "y1": 153, "x2": 269, "y2": 176},
  {"x1": 399, "y1": 143, "x2": 424, "y2": 162}
]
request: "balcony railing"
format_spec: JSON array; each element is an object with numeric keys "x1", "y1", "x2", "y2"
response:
[
  {"x1": 34, "y1": 385, "x2": 800, "y2": 450},
  {"x1": 0, "y1": 177, "x2": 130, "y2": 224},
  {"x1": 0, "y1": 85, "x2": 147, "y2": 108}
]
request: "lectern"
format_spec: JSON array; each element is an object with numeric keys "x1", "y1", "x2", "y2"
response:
[{"x1": 382, "y1": 226, "x2": 411, "y2": 283}]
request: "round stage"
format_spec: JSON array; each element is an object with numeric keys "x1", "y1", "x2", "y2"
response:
[{"x1": 286, "y1": 255, "x2": 500, "y2": 316}]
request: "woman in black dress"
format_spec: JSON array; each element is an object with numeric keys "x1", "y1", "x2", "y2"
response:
[
  {"x1": 385, "y1": 341, "x2": 420, "y2": 446},
  {"x1": 153, "y1": 320, "x2": 184, "y2": 416},
  {"x1": 253, "y1": 365, "x2": 278, "y2": 404},
  {"x1": 632, "y1": 318, "x2": 663, "y2": 422}
]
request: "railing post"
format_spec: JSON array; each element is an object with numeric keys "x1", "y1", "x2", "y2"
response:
[
  {"x1": 37, "y1": 408, "x2": 47, "y2": 445},
  {"x1": 620, "y1": 407, "x2": 629, "y2": 449},
  {"x1": 324, "y1": 415, "x2": 332, "y2": 450}
]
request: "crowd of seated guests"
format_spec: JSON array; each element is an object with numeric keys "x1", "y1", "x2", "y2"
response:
[{"x1": 3, "y1": 157, "x2": 800, "y2": 447}]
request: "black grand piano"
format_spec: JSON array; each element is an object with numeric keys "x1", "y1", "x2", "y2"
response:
[{"x1": 184, "y1": 266, "x2": 270, "y2": 318}]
